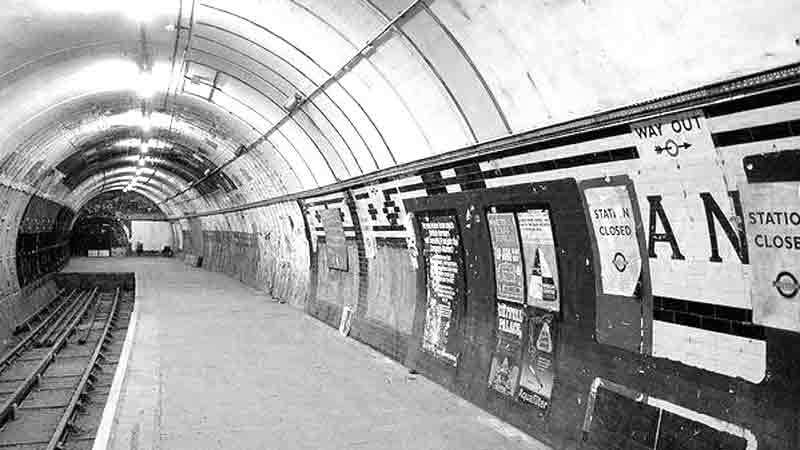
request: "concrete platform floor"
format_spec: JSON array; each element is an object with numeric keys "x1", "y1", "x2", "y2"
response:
[{"x1": 63, "y1": 257, "x2": 551, "y2": 450}]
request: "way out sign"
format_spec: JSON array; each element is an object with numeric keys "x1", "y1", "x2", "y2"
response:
[
  {"x1": 743, "y1": 182, "x2": 800, "y2": 332},
  {"x1": 630, "y1": 110, "x2": 715, "y2": 164}
]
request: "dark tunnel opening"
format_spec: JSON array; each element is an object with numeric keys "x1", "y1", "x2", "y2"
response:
[{"x1": 69, "y1": 216, "x2": 129, "y2": 257}]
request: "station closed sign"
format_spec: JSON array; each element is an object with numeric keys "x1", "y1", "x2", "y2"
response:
[
  {"x1": 583, "y1": 186, "x2": 642, "y2": 297},
  {"x1": 742, "y1": 182, "x2": 800, "y2": 332}
]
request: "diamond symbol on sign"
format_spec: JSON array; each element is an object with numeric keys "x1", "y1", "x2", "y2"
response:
[{"x1": 612, "y1": 252, "x2": 628, "y2": 272}]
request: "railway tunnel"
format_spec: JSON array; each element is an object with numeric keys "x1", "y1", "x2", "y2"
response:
[{"x1": 0, "y1": 1, "x2": 799, "y2": 449}]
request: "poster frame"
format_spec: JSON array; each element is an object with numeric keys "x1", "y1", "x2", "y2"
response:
[
  {"x1": 486, "y1": 204, "x2": 563, "y2": 312},
  {"x1": 413, "y1": 208, "x2": 468, "y2": 369},
  {"x1": 579, "y1": 175, "x2": 653, "y2": 355}
]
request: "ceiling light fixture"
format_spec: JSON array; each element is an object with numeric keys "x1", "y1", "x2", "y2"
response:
[
  {"x1": 137, "y1": 70, "x2": 157, "y2": 99},
  {"x1": 140, "y1": 113, "x2": 152, "y2": 133}
]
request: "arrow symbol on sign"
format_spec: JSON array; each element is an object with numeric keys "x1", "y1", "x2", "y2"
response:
[{"x1": 653, "y1": 140, "x2": 692, "y2": 157}]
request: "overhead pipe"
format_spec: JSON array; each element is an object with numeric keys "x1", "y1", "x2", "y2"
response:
[{"x1": 158, "y1": 0, "x2": 427, "y2": 206}]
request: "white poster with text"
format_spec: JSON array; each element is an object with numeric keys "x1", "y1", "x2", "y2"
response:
[{"x1": 584, "y1": 186, "x2": 641, "y2": 297}]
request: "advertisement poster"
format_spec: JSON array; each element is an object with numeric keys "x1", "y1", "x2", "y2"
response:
[
  {"x1": 420, "y1": 214, "x2": 463, "y2": 366},
  {"x1": 742, "y1": 182, "x2": 800, "y2": 332},
  {"x1": 583, "y1": 186, "x2": 642, "y2": 296},
  {"x1": 518, "y1": 209, "x2": 560, "y2": 311},
  {"x1": 488, "y1": 212, "x2": 525, "y2": 303},
  {"x1": 489, "y1": 302, "x2": 525, "y2": 396},
  {"x1": 320, "y1": 208, "x2": 348, "y2": 270},
  {"x1": 518, "y1": 312, "x2": 557, "y2": 410}
]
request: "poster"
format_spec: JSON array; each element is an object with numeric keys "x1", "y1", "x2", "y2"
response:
[
  {"x1": 488, "y1": 213, "x2": 525, "y2": 303},
  {"x1": 518, "y1": 312, "x2": 557, "y2": 410},
  {"x1": 489, "y1": 302, "x2": 524, "y2": 396},
  {"x1": 518, "y1": 209, "x2": 560, "y2": 311},
  {"x1": 420, "y1": 214, "x2": 463, "y2": 366},
  {"x1": 584, "y1": 186, "x2": 642, "y2": 296},
  {"x1": 742, "y1": 183, "x2": 800, "y2": 332},
  {"x1": 321, "y1": 208, "x2": 348, "y2": 270}
]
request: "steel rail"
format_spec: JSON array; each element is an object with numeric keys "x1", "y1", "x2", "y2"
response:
[
  {"x1": 77, "y1": 291, "x2": 103, "y2": 345},
  {"x1": 0, "y1": 290, "x2": 81, "y2": 372},
  {"x1": 46, "y1": 289, "x2": 98, "y2": 347},
  {"x1": 0, "y1": 287, "x2": 98, "y2": 427},
  {"x1": 36, "y1": 290, "x2": 91, "y2": 348},
  {"x1": 12, "y1": 288, "x2": 67, "y2": 335},
  {"x1": 46, "y1": 288, "x2": 121, "y2": 450}
]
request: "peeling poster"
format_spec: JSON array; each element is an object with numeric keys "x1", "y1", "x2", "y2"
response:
[{"x1": 584, "y1": 186, "x2": 642, "y2": 297}]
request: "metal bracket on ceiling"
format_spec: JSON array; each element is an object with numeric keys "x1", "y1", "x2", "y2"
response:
[{"x1": 158, "y1": 0, "x2": 426, "y2": 207}]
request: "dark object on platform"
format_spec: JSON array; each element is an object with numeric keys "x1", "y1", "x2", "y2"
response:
[
  {"x1": 162, "y1": 246, "x2": 174, "y2": 257},
  {"x1": 183, "y1": 254, "x2": 203, "y2": 267}
]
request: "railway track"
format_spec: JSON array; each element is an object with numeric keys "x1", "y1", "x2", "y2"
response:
[{"x1": 0, "y1": 286, "x2": 134, "y2": 449}]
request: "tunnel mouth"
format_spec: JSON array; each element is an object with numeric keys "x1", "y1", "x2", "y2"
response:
[
  {"x1": 68, "y1": 190, "x2": 171, "y2": 257},
  {"x1": 70, "y1": 216, "x2": 130, "y2": 257}
]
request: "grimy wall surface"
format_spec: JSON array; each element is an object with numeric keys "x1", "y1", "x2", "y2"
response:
[
  {"x1": 187, "y1": 74, "x2": 800, "y2": 449},
  {"x1": 0, "y1": 189, "x2": 72, "y2": 347}
]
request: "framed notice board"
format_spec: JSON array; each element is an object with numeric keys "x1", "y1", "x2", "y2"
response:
[
  {"x1": 403, "y1": 178, "x2": 592, "y2": 414},
  {"x1": 579, "y1": 175, "x2": 652, "y2": 354},
  {"x1": 486, "y1": 204, "x2": 561, "y2": 410},
  {"x1": 416, "y1": 211, "x2": 466, "y2": 367}
]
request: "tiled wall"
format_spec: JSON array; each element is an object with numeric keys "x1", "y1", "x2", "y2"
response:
[
  {"x1": 187, "y1": 72, "x2": 800, "y2": 448},
  {"x1": 296, "y1": 79, "x2": 800, "y2": 448}
]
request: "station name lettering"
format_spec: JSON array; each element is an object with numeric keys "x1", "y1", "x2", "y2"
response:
[{"x1": 647, "y1": 190, "x2": 748, "y2": 264}]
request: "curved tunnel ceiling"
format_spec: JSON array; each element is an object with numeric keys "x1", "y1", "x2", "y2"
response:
[{"x1": 1, "y1": 0, "x2": 798, "y2": 216}]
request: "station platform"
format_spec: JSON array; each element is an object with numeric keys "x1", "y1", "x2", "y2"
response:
[{"x1": 61, "y1": 257, "x2": 550, "y2": 450}]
